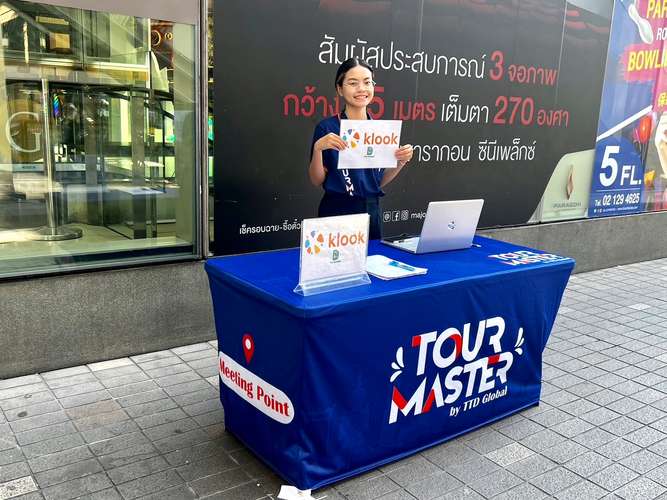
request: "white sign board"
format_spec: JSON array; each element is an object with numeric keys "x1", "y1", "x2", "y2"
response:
[
  {"x1": 338, "y1": 119, "x2": 402, "y2": 170},
  {"x1": 294, "y1": 214, "x2": 371, "y2": 296}
]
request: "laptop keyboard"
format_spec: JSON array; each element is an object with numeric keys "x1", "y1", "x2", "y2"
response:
[{"x1": 399, "y1": 237, "x2": 419, "y2": 251}]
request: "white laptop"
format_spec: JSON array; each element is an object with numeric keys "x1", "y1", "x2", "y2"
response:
[{"x1": 381, "y1": 199, "x2": 484, "y2": 254}]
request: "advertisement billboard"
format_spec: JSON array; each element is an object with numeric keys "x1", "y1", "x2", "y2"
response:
[{"x1": 213, "y1": 0, "x2": 611, "y2": 254}]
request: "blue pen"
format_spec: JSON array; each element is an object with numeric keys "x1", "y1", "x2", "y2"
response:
[{"x1": 388, "y1": 260, "x2": 416, "y2": 272}]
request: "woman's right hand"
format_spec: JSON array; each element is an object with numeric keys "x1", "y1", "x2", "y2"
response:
[{"x1": 314, "y1": 133, "x2": 347, "y2": 152}]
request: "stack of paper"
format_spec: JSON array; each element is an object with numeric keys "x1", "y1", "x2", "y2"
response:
[{"x1": 366, "y1": 255, "x2": 428, "y2": 280}]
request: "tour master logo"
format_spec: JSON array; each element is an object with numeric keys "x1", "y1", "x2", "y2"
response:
[
  {"x1": 305, "y1": 230, "x2": 325, "y2": 255},
  {"x1": 342, "y1": 128, "x2": 361, "y2": 149},
  {"x1": 388, "y1": 316, "x2": 525, "y2": 424}
]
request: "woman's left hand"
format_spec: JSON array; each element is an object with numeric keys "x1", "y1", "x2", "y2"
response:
[{"x1": 395, "y1": 144, "x2": 413, "y2": 168}]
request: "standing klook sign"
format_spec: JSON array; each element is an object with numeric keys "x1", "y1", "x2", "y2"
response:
[
  {"x1": 294, "y1": 214, "x2": 370, "y2": 296},
  {"x1": 338, "y1": 120, "x2": 403, "y2": 170}
]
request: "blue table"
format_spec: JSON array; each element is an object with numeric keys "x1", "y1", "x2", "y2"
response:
[{"x1": 205, "y1": 236, "x2": 574, "y2": 490}]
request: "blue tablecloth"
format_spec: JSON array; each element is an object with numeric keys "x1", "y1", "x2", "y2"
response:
[{"x1": 205, "y1": 236, "x2": 574, "y2": 490}]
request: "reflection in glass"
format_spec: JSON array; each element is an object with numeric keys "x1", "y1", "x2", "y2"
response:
[{"x1": 0, "y1": 1, "x2": 198, "y2": 277}]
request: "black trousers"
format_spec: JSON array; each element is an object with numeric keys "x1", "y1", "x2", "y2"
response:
[{"x1": 318, "y1": 192, "x2": 382, "y2": 240}]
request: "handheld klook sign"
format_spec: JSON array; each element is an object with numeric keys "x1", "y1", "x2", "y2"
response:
[
  {"x1": 294, "y1": 214, "x2": 371, "y2": 296},
  {"x1": 338, "y1": 119, "x2": 402, "y2": 170}
]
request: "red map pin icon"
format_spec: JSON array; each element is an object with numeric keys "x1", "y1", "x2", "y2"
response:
[{"x1": 242, "y1": 334, "x2": 255, "y2": 364}]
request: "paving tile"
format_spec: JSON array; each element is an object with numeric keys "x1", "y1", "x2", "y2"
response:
[
  {"x1": 614, "y1": 477, "x2": 666, "y2": 500},
  {"x1": 0, "y1": 393, "x2": 54, "y2": 414},
  {"x1": 45, "y1": 374, "x2": 97, "y2": 391},
  {"x1": 491, "y1": 482, "x2": 547, "y2": 500},
  {"x1": 41, "y1": 472, "x2": 112, "y2": 500},
  {"x1": 554, "y1": 479, "x2": 607, "y2": 500},
  {"x1": 0, "y1": 461, "x2": 30, "y2": 483},
  {"x1": 385, "y1": 456, "x2": 440, "y2": 487},
  {"x1": 72, "y1": 410, "x2": 129, "y2": 433},
  {"x1": 99, "y1": 373, "x2": 149, "y2": 390},
  {"x1": 589, "y1": 463, "x2": 639, "y2": 491},
  {"x1": 0, "y1": 384, "x2": 49, "y2": 403},
  {"x1": 572, "y1": 427, "x2": 617, "y2": 449},
  {"x1": 28, "y1": 445, "x2": 94, "y2": 473},
  {"x1": 97, "y1": 443, "x2": 159, "y2": 471},
  {"x1": 115, "y1": 390, "x2": 168, "y2": 409},
  {"x1": 4, "y1": 402, "x2": 62, "y2": 423},
  {"x1": 135, "y1": 357, "x2": 182, "y2": 372},
  {"x1": 153, "y1": 371, "x2": 201, "y2": 389},
  {"x1": 602, "y1": 417, "x2": 645, "y2": 437},
  {"x1": 175, "y1": 453, "x2": 237, "y2": 482},
  {"x1": 181, "y1": 399, "x2": 221, "y2": 417},
  {"x1": 142, "y1": 418, "x2": 199, "y2": 443},
  {"x1": 530, "y1": 466, "x2": 580, "y2": 495},
  {"x1": 564, "y1": 451, "x2": 613, "y2": 478},
  {"x1": 152, "y1": 428, "x2": 210, "y2": 454},
  {"x1": 162, "y1": 380, "x2": 213, "y2": 398},
  {"x1": 467, "y1": 469, "x2": 521, "y2": 497},
  {"x1": 80, "y1": 420, "x2": 141, "y2": 444},
  {"x1": 172, "y1": 343, "x2": 212, "y2": 356},
  {"x1": 485, "y1": 442, "x2": 534, "y2": 467},
  {"x1": 130, "y1": 351, "x2": 173, "y2": 364},
  {"x1": 647, "y1": 462, "x2": 667, "y2": 486},
  {"x1": 435, "y1": 486, "x2": 483, "y2": 499},
  {"x1": 0, "y1": 448, "x2": 24, "y2": 467},
  {"x1": 107, "y1": 382, "x2": 159, "y2": 399},
  {"x1": 628, "y1": 406, "x2": 666, "y2": 425},
  {"x1": 520, "y1": 429, "x2": 567, "y2": 453},
  {"x1": 620, "y1": 449, "x2": 667, "y2": 474},
  {"x1": 41, "y1": 366, "x2": 90, "y2": 381},
  {"x1": 0, "y1": 376, "x2": 42, "y2": 392},
  {"x1": 133, "y1": 409, "x2": 187, "y2": 430},
  {"x1": 21, "y1": 432, "x2": 85, "y2": 459},
  {"x1": 8, "y1": 411, "x2": 70, "y2": 435},
  {"x1": 134, "y1": 484, "x2": 197, "y2": 500},
  {"x1": 336, "y1": 472, "x2": 398, "y2": 500},
  {"x1": 0, "y1": 476, "x2": 38, "y2": 499},
  {"x1": 143, "y1": 364, "x2": 192, "y2": 380},
  {"x1": 541, "y1": 439, "x2": 588, "y2": 464},
  {"x1": 15, "y1": 421, "x2": 77, "y2": 446},
  {"x1": 192, "y1": 410, "x2": 224, "y2": 427},
  {"x1": 625, "y1": 427, "x2": 667, "y2": 447},
  {"x1": 162, "y1": 438, "x2": 236, "y2": 467},
  {"x1": 496, "y1": 419, "x2": 544, "y2": 441},
  {"x1": 88, "y1": 432, "x2": 150, "y2": 457},
  {"x1": 598, "y1": 438, "x2": 643, "y2": 461},
  {"x1": 33, "y1": 458, "x2": 103, "y2": 488},
  {"x1": 444, "y1": 455, "x2": 499, "y2": 484},
  {"x1": 123, "y1": 399, "x2": 177, "y2": 419},
  {"x1": 88, "y1": 358, "x2": 134, "y2": 372},
  {"x1": 106, "y1": 456, "x2": 170, "y2": 485},
  {"x1": 552, "y1": 418, "x2": 595, "y2": 438},
  {"x1": 506, "y1": 454, "x2": 558, "y2": 480},
  {"x1": 188, "y1": 468, "x2": 253, "y2": 498},
  {"x1": 93, "y1": 366, "x2": 143, "y2": 382},
  {"x1": 59, "y1": 391, "x2": 111, "y2": 409},
  {"x1": 65, "y1": 401, "x2": 121, "y2": 421}
]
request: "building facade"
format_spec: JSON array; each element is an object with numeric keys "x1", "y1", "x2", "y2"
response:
[{"x1": 1, "y1": 0, "x2": 665, "y2": 378}]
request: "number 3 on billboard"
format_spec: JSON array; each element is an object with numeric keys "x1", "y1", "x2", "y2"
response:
[{"x1": 599, "y1": 145, "x2": 620, "y2": 187}]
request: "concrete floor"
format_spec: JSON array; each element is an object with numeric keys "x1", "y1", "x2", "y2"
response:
[{"x1": 3, "y1": 257, "x2": 667, "y2": 499}]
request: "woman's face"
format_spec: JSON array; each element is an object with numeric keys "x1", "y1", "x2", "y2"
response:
[{"x1": 337, "y1": 65, "x2": 374, "y2": 109}]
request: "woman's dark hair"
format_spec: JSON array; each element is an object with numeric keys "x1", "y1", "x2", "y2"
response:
[{"x1": 335, "y1": 58, "x2": 374, "y2": 88}]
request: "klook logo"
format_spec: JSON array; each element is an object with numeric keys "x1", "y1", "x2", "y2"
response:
[
  {"x1": 305, "y1": 231, "x2": 325, "y2": 255},
  {"x1": 342, "y1": 128, "x2": 361, "y2": 149},
  {"x1": 388, "y1": 316, "x2": 524, "y2": 424}
]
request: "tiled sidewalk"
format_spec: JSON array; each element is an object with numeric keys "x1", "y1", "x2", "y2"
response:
[{"x1": 3, "y1": 259, "x2": 667, "y2": 499}]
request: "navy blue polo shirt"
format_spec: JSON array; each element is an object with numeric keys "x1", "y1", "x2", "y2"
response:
[{"x1": 310, "y1": 112, "x2": 385, "y2": 198}]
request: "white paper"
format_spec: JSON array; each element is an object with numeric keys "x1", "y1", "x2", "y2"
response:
[
  {"x1": 338, "y1": 119, "x2": 402, "y2": 169},
  {"x1": 298, "y1": 214, "x2": 369, "y2": 283},
  {"x1": 278, "y1": 485, "x2": 315, "y2": 500},
  {"x1": 366, "y1": 254, "x2": 427, "y2": 280}
]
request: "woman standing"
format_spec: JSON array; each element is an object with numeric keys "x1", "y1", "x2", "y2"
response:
[{"x1": 309, "y1": 58, "x2": 413, "y2": 239}]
